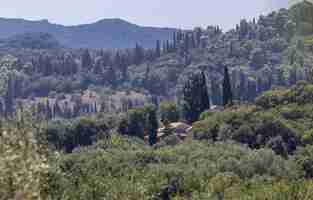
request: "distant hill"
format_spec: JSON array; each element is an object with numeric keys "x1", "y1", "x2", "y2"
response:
[
  {"x1": 0, "y1": 32, "x2": 61, "y2": 49},
  {"x1": 0, "y1": 18, "x2": 176, "y2": 49}
]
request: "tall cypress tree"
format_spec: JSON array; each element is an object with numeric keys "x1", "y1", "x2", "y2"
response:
[
  {"x1": 184, "y1": 33, "x2": 190, "y2": 53},
  {"x1": 223, "y1": 66, "x2": 233, "y2": 106},
  {"x1": 43, "y1": 55, "x2": 53, "y2": 76},
  {"x1": 146, "y1": 105, "x2": 158, "y2": 146},
  {"x1": 166, "y1": 40, "x2": 170, "y2": 53},
  {"x1": 120, "y1": 54, "x2": 128, "y2": 81},
  {"x1": 82, "y1": 49, "x2": 92, "y2": 70},
  {"x1": 182, "y1": 72, "x2": 210, "y2": 123},
  {"x1": 191, "y1": 34, "x2": 196, "y2": 49},
  {"x1": 200, "y1": 72, "x2": 210, "y2": 109},
  {"x1": 5, "y1": 75, "x2": 14, "y2": 118},
  {"x1": 162, "y1": 42, "x2": 167, "y2": 55},
  {"x1": 156, "y1": 40, "x2": 161, "y2": 58},
  {"x1": 173, "y1": 32, "x2": 177, "y2": 51},
  {"x1": 114, "y1": 51, "x2": 121, "y2": 68},
  {"x1": 46, "y1": 99, "x2": 52, "y2": 120},
  {"x1": 196, "y1": 28, "x2": 202, "y2": 47},
  {"x1": 134, "y1": 43, "x2": 144, "y2": 65},
  {"x1": 107, "y1": 66, "x2": 117, "y2": 88}
]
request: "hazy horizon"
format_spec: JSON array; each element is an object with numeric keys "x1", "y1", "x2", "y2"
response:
[{"x1": 0, "y1": 0, "x2": 288, "y2": 30}]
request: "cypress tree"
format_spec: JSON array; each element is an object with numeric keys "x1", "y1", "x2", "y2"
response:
[
  {"x1": 46, "y1": 99, "x2": 52, "y2": 120},
  {"x1": 120, "y1": 54, "x2": 128, "y2": 81},
  {"x1": 82, "y1": 49, "x2": 92, "y2": 70},
  {"x1": 43, "y1": 55, "x2": 53, "y2": 76},
  {"x1": 184, "y1": 33, "x2": 190, "y2": 53},
  {"x1": 162, "y1": 42, "x2": 167, "y2": 54},
  {"x1": 166, "y1": 40, "x2": 170, "y2": 53},
  {"x1": 147, "y1": 105, "x2": 158, "y2": 146},
  {"x1": 211, "y1": 77, "x2": 222, "y2": 105},
  {"x1": 114, "y1": 51, "x2": 121, "y2": 68},
  {"x1": 182, "y1": 72, "x2": 210, "y2": 123},
  {"x1": 156, "y1": 40, "x2": 161, "y2": 58},
  {"x1": 223, "y1": 66, "x2": 233, "y2": 106},
  {"x1": 196, "y1": 28, "x2": 202, "y2": 47},
  {"x1": 173, "y1": 32, "x2": 177, "y2": 50},
  {"x1": 200, "y1": 72, "x2": 210, "y2": 109},
  {"x1": 53, "y1": 101, "x2": 62, "y2": 118},
  {"x1": 107, "y1": 66, "x2": 117, "y2": 88},
  {"x1": 177, "y1": 30, "x2": 181, "y2": 41},
  {"x1": 0, "y1": 101, "x2": 3, "y2": 117},
  {"x1": 191, "y1": 34, "x2": 196, "y2": 49},
  {"x1": 5, "y1": 75, "x2": 14, "y2": 118},
  {"x1": 134, "y1": 43, "x2": 144, "y2": 65}
]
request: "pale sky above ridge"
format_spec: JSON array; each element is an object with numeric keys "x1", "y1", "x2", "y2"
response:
[{"x1": 0, "y1": 0, "x2": 289, "y2": 30}]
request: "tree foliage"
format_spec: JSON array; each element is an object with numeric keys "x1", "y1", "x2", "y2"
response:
[{"x1": 182, "y1": 72, "x2": 210, "y2": 123}]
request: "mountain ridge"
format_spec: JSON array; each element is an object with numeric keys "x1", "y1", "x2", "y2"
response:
[{"x1": 0, "y1": 17, "x2": 177, "y2": 49}]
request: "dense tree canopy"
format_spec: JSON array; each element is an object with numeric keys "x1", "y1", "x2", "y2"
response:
[{"x1": 2, "y1": 2, "x2": 313, "y2": 199}]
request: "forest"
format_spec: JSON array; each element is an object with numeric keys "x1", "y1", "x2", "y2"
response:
[{"x1": 1, "y1": 1, "x2": 313, "y2": 199}]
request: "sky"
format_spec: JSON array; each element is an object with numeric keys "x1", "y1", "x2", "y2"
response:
[{"x1": 0, "y1": 0, "x2": 289, "y2": 30}]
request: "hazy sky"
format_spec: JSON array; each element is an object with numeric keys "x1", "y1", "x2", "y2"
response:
[{"x1": 1, "y1": 0, "x2": 289, "y2": 30}]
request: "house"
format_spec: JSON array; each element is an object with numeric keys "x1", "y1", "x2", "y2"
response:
[
  {"x1": 144, "y1": 122, "x2": 193, "y2": 144},
  {"x1": 157, "y1": 122, "x2": 192, "y2": 141}
]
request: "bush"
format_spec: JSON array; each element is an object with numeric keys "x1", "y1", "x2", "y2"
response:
[
  {"x1": 192, "y1": 107, "x2": 301, "y2": 155},
  {"x1": 160, "y1": 101, "x2": 180, "y2": 123},
  {"x1": 44, "y1": 117, "x2": 109, "y2": 153},
  {"x1": 256, "y1": 81, "x2": 313, "y2": 109},
  {"x1": 255, "y1": 89, "x2": 290, "y2": 109},
  {"x1": 302, "y1": 129, "x2": 313, "y2": 145},
  {"x1": 280, "y1": 105, "x2": 305, "y2": 120},
  {"x1": 294, "y1": 145, "x2": 313, "y2": 178}
]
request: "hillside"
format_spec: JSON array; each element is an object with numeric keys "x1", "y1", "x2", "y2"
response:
[
  {"x1": 3, "y1": 1, "x2": 313, "y2": 199},
  {"x1": 0, "y1": 18, "x2": 176, "y2": 48},
  {"x1": 0, "y1": 2, "x2": 310, "y2": 119},
  {"x1": 0, "y1": 32, "x2": 61, "y2": 49}
]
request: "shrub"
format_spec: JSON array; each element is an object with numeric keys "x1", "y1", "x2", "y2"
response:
[
  {"x1": 160, "y1": 101, "x2": 180, "y2": 123},
  {"x1": 280, "y1": 105, "x2": 305, "y2": 120},
  {"x1": 44, "y1": 117, "x2": 109, "y2": 153},
  {"x1": 294, "y1": 145, "x2": 313, "y2": 178},
  {"x1": 256, "y1": 81, "x2": 313, "y2": 109},
  {"x1": 192, "y1": 108, "x2": 301, "y2": 155},
  {"x1": 302, "y1": 129, "x2": 313, "y2": 145},
  {"x1": 255, "y1": 89, "x2": 290, "y2": 109}
]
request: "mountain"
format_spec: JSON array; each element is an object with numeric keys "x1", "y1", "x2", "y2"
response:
[{"x1": 0, "y1": 18, "x2": 176, "y2": 49}]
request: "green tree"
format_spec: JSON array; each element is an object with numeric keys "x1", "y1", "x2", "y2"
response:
[
  {"x1": 239, "y1": 19, "x2": 249, "y2": 40},
  {"x1": 223, "y1": 66, "x2": 233, "y2": 106},
  {"x1": 119, "y1": 106, "x2": 159, "y2": 142},
  {"x1": 4, "y1": 75, "x2": 14, "y2": 118},
  {"x1": 182, "y1": 72, "x2": 210, "y2": 123},
  {"x1": 122, "y1": 108, "x2": 147, "y2": 139},
  {"x1": 107, "y1": 66, "x2": 117, "y2": 87},
  {"x1": 173, "y1": 32, "x2": 177, "y2": 50},
  {"x1": 81, "y1": 49, "x2": 93, "y2": 70},
  {"x1": 160, "y1": 101, "x2": 180, "y2": 123},
  {"x1": 134, "y1": 43, "x2": 144, "y2": 65},
  {"x1": 146, "y1": 105, "x2": 158, "y2": 146}
]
